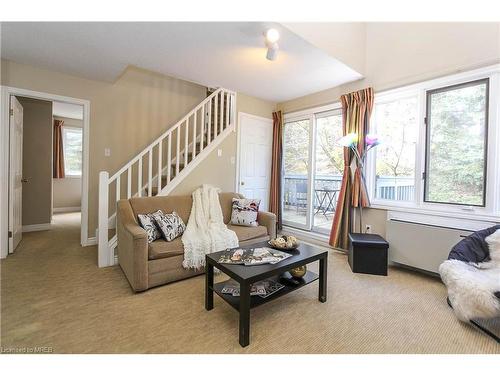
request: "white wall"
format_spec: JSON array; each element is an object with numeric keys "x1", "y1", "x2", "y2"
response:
[
  {"x1": 283, "y1": 22, "x2": 366, "y2": 75},
  {"x1": 280, "y1": 22, "x2": 500, "y2": 113}
]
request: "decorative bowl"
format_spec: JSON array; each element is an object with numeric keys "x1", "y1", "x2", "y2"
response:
[{"x1": 268, "y1": 235, "x2": 299, "y2": 251}]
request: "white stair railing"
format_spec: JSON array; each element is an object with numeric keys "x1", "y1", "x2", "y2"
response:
[{"x1": 98, "y1": 88, "x2": 236, "y2": 267}]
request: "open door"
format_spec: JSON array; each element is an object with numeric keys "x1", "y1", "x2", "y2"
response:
[{"x1": 9, "y1": 96, "x2": 23, "y2": 253}]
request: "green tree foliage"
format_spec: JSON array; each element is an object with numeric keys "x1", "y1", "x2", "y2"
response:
[{"x1": 426, "y1": 83, "x2": 486, "y2": 205}]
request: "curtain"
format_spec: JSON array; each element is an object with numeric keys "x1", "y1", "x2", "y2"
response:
[
  {"x1": 329, "y1": 87, "x2": 374, "y2": 249},
  {"x1": 269, "y1": 110, "x2": 283, "y2": 230},
  {"x1": 53, "y1": 119, "x2": 65, "y2": 178}
]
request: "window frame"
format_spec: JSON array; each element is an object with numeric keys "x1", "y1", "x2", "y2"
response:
[
  {"x1": 62, "y1": 126, "x2": 83, "y2": 177},
  {"x1": 367, "y1": 64, "x2": 500, "y2": 221},
  {"x1": 423, "y1": 78, "x2": 490, "y2": 208}
]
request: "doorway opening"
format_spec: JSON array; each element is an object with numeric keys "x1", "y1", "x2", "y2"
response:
[{"x1": 1, "y1": 87, "x2": 90, "y2": 258}]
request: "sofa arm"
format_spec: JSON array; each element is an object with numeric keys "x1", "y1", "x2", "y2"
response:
[
  {"x1": 117, "y1": 199, "x2": 149, "y2": 292},
  {"x1": 258, "y1": 211, "x2": 277, "y2": 239}
]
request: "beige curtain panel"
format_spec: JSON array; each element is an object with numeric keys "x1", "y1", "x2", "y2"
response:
[{"x1": 53, "y1": 119, "x2": 65, "y2": 178}]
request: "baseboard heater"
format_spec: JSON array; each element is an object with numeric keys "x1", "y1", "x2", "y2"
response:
[{"x1": 386, "y1": 211, "x2": 498, "y2": 274}]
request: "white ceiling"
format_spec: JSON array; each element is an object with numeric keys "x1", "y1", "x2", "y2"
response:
[
  {"x1": 53, "y1": 101, "x2": 83, "y2": 120},
  {"x1": 0, "y1": 22, "x2": 362, "y2": 102}
]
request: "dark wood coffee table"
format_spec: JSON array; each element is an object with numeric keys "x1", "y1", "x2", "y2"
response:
[{"x1": 205, "y1": 241, "x2": 328, "y2": 347}]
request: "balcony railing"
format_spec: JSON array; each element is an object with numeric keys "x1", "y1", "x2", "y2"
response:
[
  {"x1": 283, "y1": 174, "x2": 415, "y2": 210},
  {"x1": 375, "y1": 176, "x2": 415, "y2": 201}
]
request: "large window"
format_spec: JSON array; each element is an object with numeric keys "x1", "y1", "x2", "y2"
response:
[
  {"x1": 62, "y1": 127, "x2": 83, "y2": 177},
  {"x1": 424, "y1": 79, "x2": 489, "y2": 206},
  {"x1": 372, "y1": 95, "x2": 418, "y2": 202},
  {"x1": 367, "y1": 66, "x2": 499, "y2": 218},
  {"x1": 283, "y1": 66, "x2": 500, "y2": 230}
]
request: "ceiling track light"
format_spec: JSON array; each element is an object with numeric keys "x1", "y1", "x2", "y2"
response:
[{"x1": 264, "y1": 28, "x2": 280, "y2": 61}]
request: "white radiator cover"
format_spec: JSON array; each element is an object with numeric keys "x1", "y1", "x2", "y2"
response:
[{"x1": 386, "y1": 211, "x2": 497, "y2": 274}]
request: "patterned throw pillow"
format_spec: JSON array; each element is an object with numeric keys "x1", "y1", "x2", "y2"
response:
[
  {"x1": 137, "y1": 210, "x2": 163, "y2": 243},
  {"x1": 151, "y1": 211, "x2": 186, "y2": 242},
  {"x1": 230, "y1": 198, "x2": 260, "y2": 227}
]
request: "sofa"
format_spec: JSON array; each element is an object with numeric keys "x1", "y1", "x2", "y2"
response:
[{"x1": 116, "y1": 192, "x2": 276, "y2": 292}]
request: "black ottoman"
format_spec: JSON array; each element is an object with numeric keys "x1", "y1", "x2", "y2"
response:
[{"x1": 348, "y1": 233, "x2": 389, "y2": 276}]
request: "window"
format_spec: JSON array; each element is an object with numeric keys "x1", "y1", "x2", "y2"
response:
[
  {"x1": 62, "y1": 127, "x2": 83, "y2": 176},
  {"x1": 424, "y1": 79, "x2": 489, "y2": 207},
  {"x1": 367, "y1": 65, "x2": 500, "y2": 218},
  {"x1": 372, "y1": 96, "x2": 418, "y2": 202}
]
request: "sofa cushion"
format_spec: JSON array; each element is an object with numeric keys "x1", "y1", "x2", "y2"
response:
[
  {"x1": 148, "y1": 237, "x2": 184, "y2": 260},
  {"x1": 130, "y1": 195, "x2": 193, "y2": 225},
  {"x1": 228, "y1": 224, "x2": 268, "y2": 242},
  {"x1": 219, "y1": 192, "x2": 244, "y2": 224},
  {"x1": 137, "y1": 210, "x2": 163, "y2": 243},
  {"x1": 230, "y1": 198, "x2": 260, "y2": 227},
  {"x1": 151, "y1": 211, "x2": 186, "y2": 242}
]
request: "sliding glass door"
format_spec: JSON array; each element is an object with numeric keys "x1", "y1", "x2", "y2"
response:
[
  {"x1": 312, "y1": 110, "x2": 343, "y2": 234},
  {"x1": 282, "y1": 109, "x2": 343, "y2": 234},
  {"x1": 282, "y1": 118, "x2": 311, "y2": 229}
]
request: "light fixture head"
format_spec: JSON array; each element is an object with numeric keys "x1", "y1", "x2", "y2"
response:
[
  {"x1": 265, "y1": 28, "x2": 280, "y2": 45},
  {"x1": 266, "y1": 45, "x2": 279, "y2": 61}
]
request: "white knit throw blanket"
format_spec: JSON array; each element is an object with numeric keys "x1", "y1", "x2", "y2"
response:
[{"x1": 182, "y1": 184, "x2": 239, "y2": 269}]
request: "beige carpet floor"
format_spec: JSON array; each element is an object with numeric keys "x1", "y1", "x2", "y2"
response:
[{"x1": 1, "y1": 212, "x2": 498, "y2": 354}]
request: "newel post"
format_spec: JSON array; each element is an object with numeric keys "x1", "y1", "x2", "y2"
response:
[{"x1": 98, "y1": 171, "x2": 109, "y2": 268}]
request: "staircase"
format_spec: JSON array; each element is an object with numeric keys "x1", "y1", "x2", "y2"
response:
[{"x1": 98, "y1": 88, "x2": 236, "y2": 267}]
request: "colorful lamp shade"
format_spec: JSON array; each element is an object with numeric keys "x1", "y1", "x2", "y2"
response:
[
  {"x1": 365, "y1": 134, "x2": 380, "y2": 147},
  {"x1": 338, "y1": 132, "x2": 358, "y2": 147}
]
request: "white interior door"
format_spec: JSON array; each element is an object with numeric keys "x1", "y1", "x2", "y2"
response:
[
  {"x1": 238, "y1": 113, "x2": 273, "y2": 211},
  {"x1": 9, "y1": 96, "x2": 23, "y2": 253}
]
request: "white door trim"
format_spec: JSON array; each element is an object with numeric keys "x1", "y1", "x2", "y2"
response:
[
  {"x1": 0, "y1": 85, "x2": 91, "y2": 259},
  {"x1": 235, "y1": 112, "x2": 274, "y2": 194}
]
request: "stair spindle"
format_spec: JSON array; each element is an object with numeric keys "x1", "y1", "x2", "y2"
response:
[
  {"x1": 200, "y1": 104, "x2": 205, "y2": 151},
  {"x1": 116, "y1": 175, "x2": 121, "y2": 202},
  {"x1": 157, "y1": 141, "x2": 162, "y2": 194},
  {"x1": 137, "y1": 158, "x2": 142, "y2": 197},
  {"x1": 148, "y1": 148, "x2": 153, "y2": 196},
  {"x1": 225, "y1": 91, "x2": 229, "y2": 130},
  {"x1": 214, "y1": 93, "x2": 218, "y2": 137},
  {"x1": 127, "y1": 166, "x2": 132, "y2": 199},
  {"x1": 192, "y1": 109, "x2": 197, "y2": 159},
  {"x1": 184, "y1": 118, "x2": 189, "y2": 167},
  {"x1": 176, "y1": 126, "x2": 180, "y2": 176},
  {"x1": 167, "y1": 133, "x2": 172, "y2": 183},
  {"x1": 207, "y1": 98, "x2": 212, "y2": 144}
]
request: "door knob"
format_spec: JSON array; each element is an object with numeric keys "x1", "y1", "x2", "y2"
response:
[{"x1": 240, "y1": 181, "x2": 245, "y2": 186}]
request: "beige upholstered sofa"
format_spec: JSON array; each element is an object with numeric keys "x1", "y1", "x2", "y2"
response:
[{"x1": 117, "y1": 192, "x2": 276, "y2": 292}]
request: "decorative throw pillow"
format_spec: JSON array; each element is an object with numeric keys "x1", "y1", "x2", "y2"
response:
[
  {"x1": 137, "y1": 210, "x2": 163, "y2": 243},
  {"x1": 152, "y1": 211, "x2": 186, "y2": 242},
  {"x1": 230, "y1": 198, "x2": 260, "y2": 227}
]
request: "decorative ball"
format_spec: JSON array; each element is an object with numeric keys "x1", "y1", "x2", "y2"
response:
[{"x1": 290, "y1": 265, "x2": 307, "y2": 278}]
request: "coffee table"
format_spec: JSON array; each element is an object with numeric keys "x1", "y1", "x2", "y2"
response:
[{"x1": 205, "y1": 241, "x2": 328, "y2": 347}]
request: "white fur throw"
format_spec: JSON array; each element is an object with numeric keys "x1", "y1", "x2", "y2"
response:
[
  {"x1": 439, "y1": 229, "x2": 500, "y2": 321},
  {"x1": 181, "y1": 184, "x2": 239, "y2": 270}
]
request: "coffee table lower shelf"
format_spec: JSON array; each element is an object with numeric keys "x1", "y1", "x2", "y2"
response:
[{"x1": 211, "y1": 271, "x2": 319, "y2": 312}]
